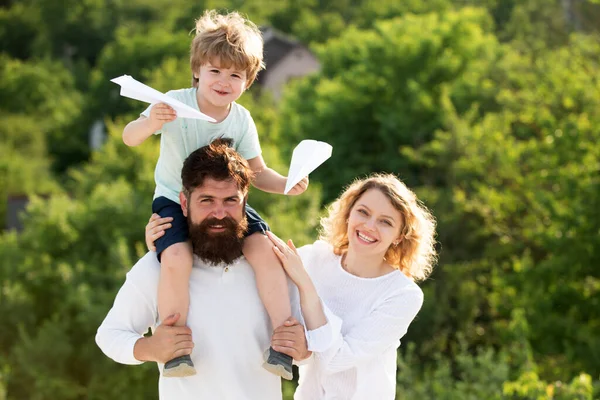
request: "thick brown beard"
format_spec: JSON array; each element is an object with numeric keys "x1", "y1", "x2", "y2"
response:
[{"x1": 188, "y1": 214, "x2": 248, "y2": 265}]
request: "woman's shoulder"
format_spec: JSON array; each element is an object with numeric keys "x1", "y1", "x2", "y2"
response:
[
  {"x1": 297, "y1": 239, "x2": 334, "y2": 258},
  {"x1": 297, "y1": 239, "x2": 338, "y2": 267},
  {"x1": 385, "y1": 273, "x2": 424, "y2": 310}
]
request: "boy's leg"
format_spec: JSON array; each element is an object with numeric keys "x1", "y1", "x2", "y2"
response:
[
  {"x1": 243, "y1": 232, "x2": 294, "y2": 380},
  {"x1": 243, "y1": 233, "x2": 292, "y2": 330},
  {"x1": 158, "y1": 241, "x2": 196, "y2": 377},
  {"x1": 158, "y1": 241, "x2": 193, "y2": 326},
  {"x1": 152, "y1": 196, "x2": 196, "y2": 377}
]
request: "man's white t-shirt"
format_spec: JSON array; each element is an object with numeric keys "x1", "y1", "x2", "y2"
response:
[
  {"x1": 142, "y1": 88, "x2": 262, "y2": 204},
  {"x1": 96, "y1": 253, "x2": 298, "y2": 400}
]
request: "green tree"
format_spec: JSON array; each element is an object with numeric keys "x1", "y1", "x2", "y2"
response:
[
  {"x1": 405, "y1": 33, "x2": 600, "y2": 379},
  {"x1": 0, "y1": 55, "x2": 86, "y2": 172},
  {"x1": 278, "y1": 7, "x2": 501, "y2": 201},
  {"x1": 0, "y1": 2, "x2": 40, "y2": 60}
]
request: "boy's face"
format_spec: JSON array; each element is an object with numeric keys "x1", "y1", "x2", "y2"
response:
[{"x1": 194, "y1": 58, "x2": 248, "y2": 109}]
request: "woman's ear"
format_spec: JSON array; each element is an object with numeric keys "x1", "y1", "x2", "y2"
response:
[{"x1": 393, "y1": 236, "x2": 403, "y2": 247}]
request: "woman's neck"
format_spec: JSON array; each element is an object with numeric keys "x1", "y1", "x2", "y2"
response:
[{"x1": 342, "y1": 249, "x2": 393, "y2": 278}]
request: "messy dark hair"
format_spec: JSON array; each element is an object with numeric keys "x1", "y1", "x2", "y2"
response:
[{"x1": 181, "y1": 138, "x2": 254, "y2": 197}]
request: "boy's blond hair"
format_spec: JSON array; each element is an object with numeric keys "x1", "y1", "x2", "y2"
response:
[{"x1": 191, "y1": 10, "x2": 265, "y2": 88}]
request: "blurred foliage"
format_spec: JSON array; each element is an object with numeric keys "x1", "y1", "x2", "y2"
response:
[{"x1": 1, "y1": 0, "x2": 600, "y2": 399}]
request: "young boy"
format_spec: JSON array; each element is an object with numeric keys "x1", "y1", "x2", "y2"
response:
[{"x1": 122, "y1": 10, "x2": 308, "y2": 379}]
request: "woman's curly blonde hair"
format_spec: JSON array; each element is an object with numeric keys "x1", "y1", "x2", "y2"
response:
[
  {"x1": 319, "y1": 173, "x2": 437, "y2": 282},
  {"x1": 190, "y1": 10, "x2": 265, "y2": 88}
]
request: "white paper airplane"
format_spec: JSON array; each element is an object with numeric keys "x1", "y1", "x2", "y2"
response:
[
  {"x1": 110, "y1": 75, "x2": 216, "y2": 122},
  {"x1": 284, "y1": 140, "x2": 333, "y2": 194}
]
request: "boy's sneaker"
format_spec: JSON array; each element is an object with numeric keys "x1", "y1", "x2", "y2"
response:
[
  {"x1": 262, "y1": 347, "x2": 293, "y2": 380},
  {"x1": 163, "y1": 355, "x2": 196, "y2": 377}
]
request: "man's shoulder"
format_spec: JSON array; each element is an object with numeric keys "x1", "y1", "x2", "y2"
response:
[{"x1": 126, "y1": 252, "x2": 161, "y2": 285}]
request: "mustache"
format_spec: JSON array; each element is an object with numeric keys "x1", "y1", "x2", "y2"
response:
[{"x1": 200, "y1": 216, "x2": 238, "y2": 231}]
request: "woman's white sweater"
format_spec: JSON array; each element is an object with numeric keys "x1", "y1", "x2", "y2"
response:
[{"x1": 299, "y1": 240, "x2": 424, "y2": 400}]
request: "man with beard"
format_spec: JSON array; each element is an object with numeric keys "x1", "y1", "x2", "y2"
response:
[{"x1": 95, "y1": 139, "x2": 310, "y2": 400}]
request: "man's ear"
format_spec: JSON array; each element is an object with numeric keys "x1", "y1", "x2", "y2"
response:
[{"x1": 180, "y1": 192, "x2": 188, "y2": 217}]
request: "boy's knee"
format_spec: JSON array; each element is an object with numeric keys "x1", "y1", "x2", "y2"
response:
[
  {"x1": 243, "y1": 232, "x2": 270, "y2": 253},
  {"x1": 161, "y1": 242, "x2": 192, "y2": 265}
]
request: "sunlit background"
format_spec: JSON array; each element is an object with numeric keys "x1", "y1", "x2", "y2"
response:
[{"x1": 1, "y1": 0, "x2": 599, "y2": 398}]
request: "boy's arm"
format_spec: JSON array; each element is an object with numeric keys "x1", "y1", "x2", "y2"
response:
[
  {"x1": 247, "y1": 156, "x2": 309, "y2": 195},
  {"x1": 122, "y1": 103, "x2": 176, "y2": 147},
  {"x1": 248, "y1": 155, "x2": 287, "y2": 194}
]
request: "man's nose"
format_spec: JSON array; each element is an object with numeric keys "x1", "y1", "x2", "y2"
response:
[{"x1": 211, "y1": 207, "x2": 227, "y2": 219}]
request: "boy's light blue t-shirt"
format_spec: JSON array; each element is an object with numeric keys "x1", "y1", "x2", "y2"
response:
[{"x1": 141, "y1": 88, "x2": 262, "y2": 204}]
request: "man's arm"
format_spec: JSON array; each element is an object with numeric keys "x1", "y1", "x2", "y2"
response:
[
  {"x1": 95, "y1": 260, "x2": 158, "y2": 364},
  {"x1": 133, "y1": 313, "x2": 194, "y2": 363},
  {"x1": 95, "y1": 255, "x2": 192, "y2": 365}
]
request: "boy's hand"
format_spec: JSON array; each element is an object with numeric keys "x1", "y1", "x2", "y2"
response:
[
  {"x1": 146, "y1": 213, "x2": 173, "y2": 251},
  {"x1": 148, "y1": 103, "x2": 177, "y2": 130},
  {"x1": 286, "y1": 176, "x2": 309, "y2": 196}
]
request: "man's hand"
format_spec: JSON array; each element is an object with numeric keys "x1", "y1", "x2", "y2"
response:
[
  {"x1": 271, "y1": 317, "x2": 312, "y2": 361},
  {"x1": 134, "y1": 313, "x2": 194, "y2": 363}
]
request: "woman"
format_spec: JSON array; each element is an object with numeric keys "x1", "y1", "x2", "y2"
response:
[{"x1": 146, "y1": 173, "x2": 437, "y2": 399}]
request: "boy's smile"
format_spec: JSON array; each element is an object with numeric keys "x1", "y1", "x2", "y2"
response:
[{"x1": 194, "y1": 58, "x2": 247, "y2": 118}]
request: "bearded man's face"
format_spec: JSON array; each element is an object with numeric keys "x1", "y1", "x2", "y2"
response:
[{"x1": 179, "y1": 178, "x2": 248, "y2": 264}]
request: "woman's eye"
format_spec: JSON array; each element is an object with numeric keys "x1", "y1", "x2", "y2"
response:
[
  {"x1": 358, "y1": 209, "x2": 368, "y2": 215},
  {"x1": 382, "y1": 220, "x2": 393, "y2": 226},
  {"x1": 232, "y1": 74, "x2": 241, "y2": 79},
  {"x1": 210, "y1": 69, "x2": 219, "y2": 73}
]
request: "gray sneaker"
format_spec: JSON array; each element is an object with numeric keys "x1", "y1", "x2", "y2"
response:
[
  {"x1": 262, "y1": 347, "x2": 293, "y2": 380},
  {"x1": 163, "y1": 355, "x2": 196, "y2": 378}
]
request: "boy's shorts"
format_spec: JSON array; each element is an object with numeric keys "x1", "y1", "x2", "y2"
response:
[{"x1": 151, "y1": 196, "x2": 270, "y2": 261}]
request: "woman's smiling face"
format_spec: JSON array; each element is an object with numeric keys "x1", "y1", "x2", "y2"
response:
[{"x1": 346, "y1": 188, "x2": 403, "y2": 256}]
